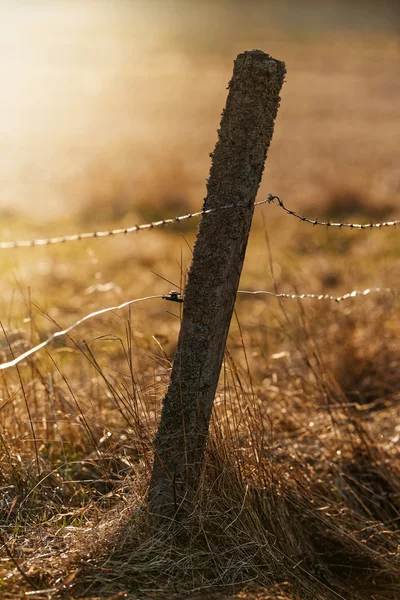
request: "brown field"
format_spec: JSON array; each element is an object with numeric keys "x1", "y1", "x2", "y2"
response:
[{"x1": 0, "y1": 2, "x2": 399, "y2": 599}]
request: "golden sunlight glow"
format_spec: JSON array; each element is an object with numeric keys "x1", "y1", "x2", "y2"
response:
[{"x1": 0, "y1": 1, "x2": 174, "y2": 215}]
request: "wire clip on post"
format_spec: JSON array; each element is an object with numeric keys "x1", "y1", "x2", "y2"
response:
[{"x1": 162, "y1": 290, "x2": 184, "y2": 303}]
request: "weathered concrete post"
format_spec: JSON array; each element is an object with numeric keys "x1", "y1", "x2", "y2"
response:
[{"x1": 149, "y1": 50, "x2": 286, "y2": 516}]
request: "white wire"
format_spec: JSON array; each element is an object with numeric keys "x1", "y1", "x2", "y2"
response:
[
  {"x1": 0, "y1": 295, "x2": 163, "y2": 371},
  {"x1": 237, "y1": 287, "x2": 397, "y2": 303}
]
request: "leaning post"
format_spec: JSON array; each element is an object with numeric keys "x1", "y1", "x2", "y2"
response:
[{"x1": 149, "y1": 50, "x2": 286, "y2": 516}]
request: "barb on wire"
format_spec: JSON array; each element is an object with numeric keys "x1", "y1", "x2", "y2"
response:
[
  {"x1": 237, "y1": 287, "x2": 397, "y2": 303},
  {"x1": 0, "y1": 295, "x2": 163, "y2": 371},
  {"x1": 2, "y1": 191, "x2": 398, "y2": 250},
  {"x1": 0, "y1": 199, "x2": 270, "y2": 250},
  {"x1": 266, "y1": 194, "x2": 400, "y2": 229}
]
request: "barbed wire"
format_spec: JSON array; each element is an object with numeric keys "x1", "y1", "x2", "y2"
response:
[
  {"x1": 0, "y1": 199, "x2": 270, "y2": 250},
  {"x1": 237, "y1": 287, "x2": 397, "y2": 303},
  {"x1": 2, "y1": 191, "x2": 399, "y2": 251},
  {"x1": 266, "y1": 194, "x2": 400, "y2": 229},
  {"x1": 0, "y1": 286, "x2": 397, "y2": 372},
  {"x1": 2, "y1": 192, "x2": 398, "y2": 251}
]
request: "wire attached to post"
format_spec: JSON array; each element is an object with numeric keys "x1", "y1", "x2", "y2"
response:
[{"x1": 162, "y1": 291, "x2": 184, "y2": 303}]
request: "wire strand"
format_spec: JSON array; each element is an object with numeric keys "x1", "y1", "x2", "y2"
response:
[
  {"x1": 1, "y1": 192, "x2": 398, "y2": 250},
  {"x1": 0, "y1": 295, "x2": 163, "y2": 371},
  {"x1": 1, "y1": 286, "x2": 397, "y2": 371},
  {"x1": 0, "y1": 199, "x2": 270, "y2": 250},
  {"x1": 237, "y1": 287, "x2": 397, "y2": 303},
  {"x1": 266, "y1": 194, "x2": 400, "y2": 229}
]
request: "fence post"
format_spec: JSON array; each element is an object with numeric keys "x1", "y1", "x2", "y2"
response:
[{"x1": 149, "y1": 50, "x2": 286, "y2": 516}]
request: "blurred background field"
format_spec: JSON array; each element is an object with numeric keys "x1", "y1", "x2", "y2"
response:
[
  {"x1": 1, "y1": 0, "x2": 399, "y2": 222},
  {"x1": 0, "y1": 2, "x2": 400, "y2": 599},
  {"x1": 0, "y1": 0, "x2": 399, "y2": 320}
]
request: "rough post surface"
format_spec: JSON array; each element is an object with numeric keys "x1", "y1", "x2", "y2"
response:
[{"x1": 149, "y1": 50, "x2": 286, "y2": 516}]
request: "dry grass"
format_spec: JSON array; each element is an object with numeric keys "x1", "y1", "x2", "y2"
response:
[
  {"x1": 1, "y1": 243, "x2": 399, "y2": 599},
  {"x1": 0, "y1": 6, "x2": 400, "y2": 599}
]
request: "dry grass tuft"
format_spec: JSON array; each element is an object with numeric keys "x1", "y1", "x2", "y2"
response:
[{"x1": 1, "y1": 298, "x2": 399, "y2": 600}]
